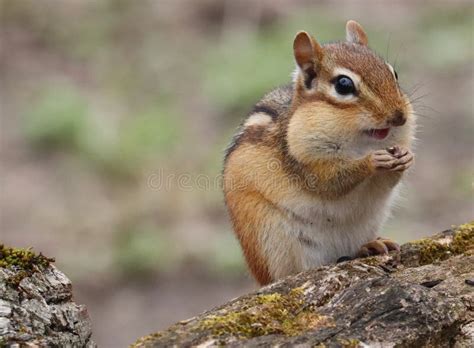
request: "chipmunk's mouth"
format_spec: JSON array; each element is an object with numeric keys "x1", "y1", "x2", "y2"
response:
[{"x1": 364, "y1": 128, "x2": 390, "y2": 140}]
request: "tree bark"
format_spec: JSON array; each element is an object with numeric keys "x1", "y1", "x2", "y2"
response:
[
  {"x1": 132, "y1": 222, "x2": 474, "y2": 347},
  {"x1": 0, "y1": 254, "x2": 95, "y2": 347}
]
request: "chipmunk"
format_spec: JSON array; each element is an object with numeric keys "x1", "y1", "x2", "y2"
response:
[{"x1": 223, "y1": 20, "x2": 415, "y2": 285}]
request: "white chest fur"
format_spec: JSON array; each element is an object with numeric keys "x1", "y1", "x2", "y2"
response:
[{"x1": 264, "y1": 176, "x2": 401, "y2": 279}]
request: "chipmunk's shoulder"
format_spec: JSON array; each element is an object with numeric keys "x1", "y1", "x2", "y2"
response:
[
  {"x1": 224, "y1": 84, "x2": 293, "y2": 164},
  {"x1": 254, "y1": 83, "x2": 293, "y2": 118}
]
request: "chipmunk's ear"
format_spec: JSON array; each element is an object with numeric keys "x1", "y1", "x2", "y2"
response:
[
  {"x1": 346, "y1": 20, "x2": 368, "y2": 46},
  {"x1": 293, "y1": 31, "x2": 323, "y2": 89}
]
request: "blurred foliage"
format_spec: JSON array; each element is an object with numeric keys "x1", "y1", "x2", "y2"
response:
[
  {"x1": 116, "y1": 103, "x2": 180, "y2": 169},
  {"x1": 114, "y1": 223, "x2": 246, "y2": 279},
  {"x1": 208, "y1": 232, "x2": 247, "y2": 276},
  {"x1": 24, "y1": 86, "x2": 180, "y2": 177},
  {"x1": 114, "y1": 224, "x2": 176, "y2": 278},
  {"x1": 24, "y1": 86, "x2": 90, "y2": 151},
  {"x1": 203, "y1": 31, "x2": 292, "y2": 112},
  {"x1": 452, "y1": 167, "x2": 474, "y2": 199},
  {"x1": 418, "y1": 6, "x2": 473, "y2": 68},
  {"x1": 84, "y1": 102, "x2": 181, "y2": 177}
]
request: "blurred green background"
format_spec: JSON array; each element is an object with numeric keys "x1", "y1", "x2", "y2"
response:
[{"x1": 1, "y1": 0, "x2": 473, "y2": 346}]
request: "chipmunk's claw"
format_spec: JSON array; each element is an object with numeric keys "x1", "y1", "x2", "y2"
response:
[
  {"x1": 377, "y1": 237, "x2": 400, "y2": 252},
  {"x1": 357, "y1": 238, "x2": 400, "y2": 257}
]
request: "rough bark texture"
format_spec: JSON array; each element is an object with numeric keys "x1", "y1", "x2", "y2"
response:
[
  {"x1": 133, "y1": 222, "x2": 474, "y2": 348},
  {"x1": 0, "y1": 249, "x2": 95, "y2": 347}
]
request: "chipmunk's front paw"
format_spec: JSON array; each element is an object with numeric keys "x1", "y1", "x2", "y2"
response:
[
  {"x1": 371, "y1": 146, "x2": 414, "y2": 172},
  {"x1": 357, "y1": 237, "x2": 400, "y2": 257}
]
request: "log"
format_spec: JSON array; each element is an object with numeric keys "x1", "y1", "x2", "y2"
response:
[
  {"x1": 0, "y1": 245, "x2": 95, "y2": 347},
  {"x1": 132, "y1": 222, "x2": 474, "y2": 347}
]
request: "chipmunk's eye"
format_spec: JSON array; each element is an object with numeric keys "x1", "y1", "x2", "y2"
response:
[
  {"x1": 394, "y1": 70, "x2": 399, "y2": 80},
  {"x1": 334, "y1": 75, "x2": 355, "y2": 95}
]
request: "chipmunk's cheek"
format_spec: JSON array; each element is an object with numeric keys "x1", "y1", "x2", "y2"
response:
[
  {"x1": 287, "y1": 108, "x2": 316, "y2": 163},
  {"x1": 288, "y1": 102, "x2": 357, "y2": 163}
]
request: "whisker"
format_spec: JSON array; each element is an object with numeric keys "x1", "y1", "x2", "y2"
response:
[
  {"x1": 412, "y1": 113, "x2": 434, "y2": 120},
  {"x1": 414, "y1": 105, "x2": 440, "y2": 114},
  {"x1": 406, "y1": 84, "x2": 427, "y2": 98},
  {"x1": 409, "y1": 94, "x2": 429, "y2": 104},
  {"x1": 406, "y1": 83, "x2": 425, "y2": 98}
]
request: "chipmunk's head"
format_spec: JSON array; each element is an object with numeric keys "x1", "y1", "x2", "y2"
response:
[{"x1": 287, "y1": 20, "x2": 415, "y2": 163}]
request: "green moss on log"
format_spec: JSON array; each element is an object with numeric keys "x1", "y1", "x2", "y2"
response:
[
  {"x1": 0, "y1": 244, "x2": 54, "y2": 269},
  {"x1": 130, "y1": 333, "x2": 163, "y2": 348},
  {"x1": 132, "y1": 288, "x2": 334, "y2": 346},
  {"x1": 0, "y1": 244, "x2": 54, "y2": 285},
  {"x1": 413, "y1": 222, "x2": 473, "y2": 265},
  {"x1": 337, "y1": 338, "x2": 362, "y2": 347},
  {"x1": 199, "y1": 288, "x2": 333, "y2": 339}
]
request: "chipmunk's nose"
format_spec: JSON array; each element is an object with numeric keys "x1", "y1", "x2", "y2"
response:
[{"x1": 389, "y1": 110, "x2": 406, "y2": 127}]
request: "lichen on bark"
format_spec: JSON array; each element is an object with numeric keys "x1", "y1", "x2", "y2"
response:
[
  {"x1": 401, "y1": 221, "x2": 473, "y2": 267},
  {"x1": 0, "y1": 245, "x2": 95, "y2": 347},
  {"x1": 199, "y1": 288, "x2": 333, "y2": 338}
]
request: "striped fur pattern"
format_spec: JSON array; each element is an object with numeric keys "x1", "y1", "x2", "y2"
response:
[{"x1": 223, "y1": 21, "x2": 415, "y2": 285}]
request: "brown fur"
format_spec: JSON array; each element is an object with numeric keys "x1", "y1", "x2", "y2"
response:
[
  {"x1": 224, "y1": 188, "x2": 273, "y2": 284},
  {"x1": 223, "y1": 21, "x2": 414, "y2": 285}
]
